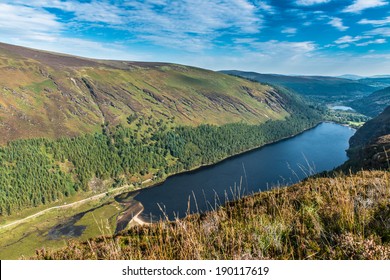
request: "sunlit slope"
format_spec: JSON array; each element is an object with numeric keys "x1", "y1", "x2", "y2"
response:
[{"x1": 0, "y1": 42, "x2": 291, "y2": 144}]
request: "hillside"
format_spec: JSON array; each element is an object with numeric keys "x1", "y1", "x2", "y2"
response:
[
  {"x1": 221, "y1": 70, "x2": 376, "y2": 104},
  {"x1": 350, "y1": 87, "x2": 390, "y2": 117},
  {"x1": 345, "y1": 105, "x2": 390, "y2": 170},
  {"x1": 0, "y1": 42, "x2": 292, "y2": 145}
]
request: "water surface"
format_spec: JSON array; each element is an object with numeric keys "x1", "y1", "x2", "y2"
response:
[{"x1": 133, "y1": 123, "x2": 355, "y2": 221}]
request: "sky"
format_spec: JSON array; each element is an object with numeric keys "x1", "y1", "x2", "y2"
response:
[{"x1": 1, "y1": 0, "x2": 390, "y2": 76}]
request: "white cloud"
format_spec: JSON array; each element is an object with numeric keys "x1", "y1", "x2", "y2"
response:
[
  {"x1": 356, "y1": 38, "x2": 386, "y2": 46},
  {"x1": 0, "y1": 3, "x2": 62, "y2": 43},
  {"x1": 359, "y1": 16, "x2": 390, "y2": 26},
  {"x1": 328, "y1": 17, "x2": 349, "y2": 31},
  {"x1": 366, "y1": 27, "x2": 390, "y2": 36},
  {"x1": 8, "y1": 0, "x2": 126, "y2": 25},
  {"x1": 343, "y1": 0, "x2": 388, "y2": 13},
  {"x1": 2, "y1": 0, "x2": 265, "y2": 52},
  {"x1": 334, "y1": 35, "x2": 386, "y2": 48},
  {"x1": 256, "y1": 1, "x2": 275, "y2": 14},
  {"x1": 233, "y1": 39, "x2": 317, "y2": 57},
  {"x1": 296, "y1": 0, "x2": 330, "y2": 6},
  {"x1": 121, "y1": 0, "x2": 264, "y2": 50},
  {"x1": 334, "y1": 35, "x2": 366, "y2": 44},
  {"x1": 281, "y1": 27, "x2": 297, "y2": 35}
]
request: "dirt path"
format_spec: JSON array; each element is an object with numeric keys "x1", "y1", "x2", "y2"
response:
[{"x1": 0, "y1": 184, "x2": 133, "y2": 231}]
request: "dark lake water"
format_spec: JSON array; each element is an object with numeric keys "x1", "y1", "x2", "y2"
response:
[{"x1": 133, "y1": 123, "x2": 355, "y2": 221}]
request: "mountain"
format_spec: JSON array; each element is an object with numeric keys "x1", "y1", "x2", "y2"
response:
[
  {"x1": 346, "y1": 105, "x2": 390, "y2": 170},
  {"x1": 358, "y1": 77, "x2": 390, "y2": 90},
  {"x1": 0, "y1": 42, "x2": 295, "y2": 145},
  {"x1": 221, "y1": 70, "x2": 376, "y2": 103},
  {"x1": 338, "y1": 74, "x2": 365, "y2": 80},
  {"x1": 350, "y1": 86, "x2": 390, "y2": 117}
]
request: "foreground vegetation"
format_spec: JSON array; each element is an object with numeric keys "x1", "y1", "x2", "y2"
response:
[{"x1": 33, "y1": 170, "x2": 390, "y2": 260}]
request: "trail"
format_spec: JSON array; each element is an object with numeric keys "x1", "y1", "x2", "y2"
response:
[{"x1": 0, "y1": 184, "x2": 134, "y2": 231}]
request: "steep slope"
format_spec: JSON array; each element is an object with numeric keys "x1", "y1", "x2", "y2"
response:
[
  {"x1": 346, "y1": 105, "x2": 390, "y2": 170},
  {"x1": 350, "y1": 86, "x2": 390, "y2": 117},
  {"x1": 0, "y1": 42, "x2": 292, "y2": 145},
  {"x1": 221, "y1": 70, "x2": 376, "y2": 103}
]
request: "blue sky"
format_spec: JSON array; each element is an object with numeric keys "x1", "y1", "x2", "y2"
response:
[{"x1": 1, "y1": 0, "x2": 390, "y2": 75}]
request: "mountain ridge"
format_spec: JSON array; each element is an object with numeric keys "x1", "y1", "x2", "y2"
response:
[
  {"x1": 220, "y1": 70, "x2": 376, "y2": 104},
  {"x1": 0, "y1": 42, "x2": 301, "y2": 145}
]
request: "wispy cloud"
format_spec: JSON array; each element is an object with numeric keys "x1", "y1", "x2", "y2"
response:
[
  {"x1": 295, "y1": 0, "x2": 331, "y2": 6},
  {"x1": 234, "y1": 39, "x2": 316, "y2": 57},
  {"x1": 366, "y1": 27, "x2": 390, "y2": 36},
  {"x1": 3, "y1": 0, "x2": 266, "y2": 51},
  {"x1": 0, "y1": 3, "x2": 62, "y2": 41},
  {"x1": 281, "y1": 27, "x2": 297, "y2": 35},
  {"x1": 343, "y1": 0, "x2": 388, "y2": 13},
  {"x1": 9, "y1": 0, "x2": 127, "y2": 25},
  {"x1": 359, "y1": 16, "x2": 390, "y2": 26},
  {"x1": 328, "y1": 17, "x2": 348, "y2": 31},
  {"x1": 335, "y1": 35, "x2": 367, "y2": 44},
  {"x1": 356, "y1": 38, "x2": 386, "y2": 46},
  {"x1": 333, "y1": 34, "x2": 385, "y2": 48}
]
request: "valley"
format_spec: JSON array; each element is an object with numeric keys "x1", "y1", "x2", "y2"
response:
[{"x1": 0, "y1": 42, "x2": 389, "y2": 260}]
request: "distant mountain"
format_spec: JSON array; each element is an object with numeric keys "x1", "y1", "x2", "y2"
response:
[
  {"x1": 357, "y1": 77, "x2": 390, "y2": 90},
  {"x1": 338, "y1": 74, "x2": 365, "y2": 80},
  {"x1": 370, "y1": 75, "x2": 390, "y2": 78},
  {"x1": 221, "y1": 70, "x2": 376, "y2": 103},
  {"x1": 351, "y1": 86, "x2": 390, "y2": 117},
  {"x1": 346, "y1": 105, "x2": 390, "y2": 170},
  {"x1": 0, "y1": 42, "x2": 302, "y2": 144}
]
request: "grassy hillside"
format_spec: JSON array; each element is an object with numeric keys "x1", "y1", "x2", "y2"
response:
[
  {"x1": 0, "y1": 43, "x2": 291, "y2": 145},
  {"x1": 221, "y1": 70, "x2": 376, "y2": 104},
  {"x1": 350, "y1": 87, "x2": 390, "y2": 117},
  {"x1": 33, "y1": 170, "x2": 390, "y2": 260}
]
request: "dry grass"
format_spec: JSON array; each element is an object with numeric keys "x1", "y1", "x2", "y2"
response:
[{"x1": 33, "y1": 170, "x2": 390, "y2": 260}]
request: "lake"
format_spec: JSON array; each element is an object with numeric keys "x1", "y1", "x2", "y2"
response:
[
  {"x1": 132, "y1": 122, "x2": 355, "y2": 222},
  {"x1": 330, "y1": 105, "x2": 355, "y2": 111}
]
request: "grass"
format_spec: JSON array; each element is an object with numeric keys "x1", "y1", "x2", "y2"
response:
[{"x1": 32, "y1": 170, "x2": 390, "y2": 260}]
